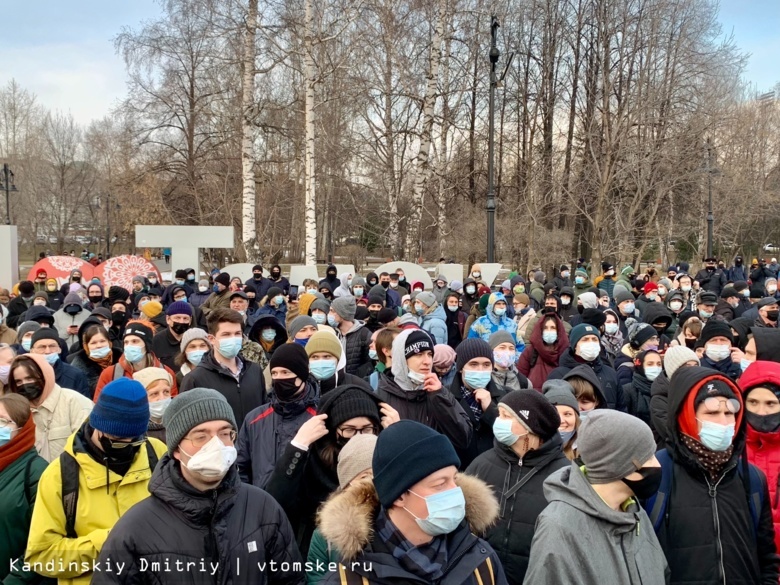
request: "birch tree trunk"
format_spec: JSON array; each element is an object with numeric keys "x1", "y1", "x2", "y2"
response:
[
  {"x1": 241, "y1": 0, "x2": 259, "y2": 261},
  {"x1": 303, "y1": 0, "x2": 317, "y2": 265},
  {"x1": 404, "y1": 0, "x2": 445, "y2": 260}
]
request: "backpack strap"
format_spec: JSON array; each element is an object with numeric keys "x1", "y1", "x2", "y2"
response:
[
  {"x1": 59, "y1": 451, "x2": 80, "y2": 538},
  {"x1": 113, "y1": 363, "x2": 125, "y2": 381},
  {"x1": 474, "y1": 557, "x2": 495, "y2": 585},
  {"x1": 22, "y1": 455, "x2": 35, "y2": 506},
  {"x1": 337, "y1": 564, "x2": 368, "y2": 585},
  {"x1": 644, "y1": 449, "x2": 673, "y2": 532},
  {"x1": 145, "y1": 441, "x2": 159, "y2": 473}
]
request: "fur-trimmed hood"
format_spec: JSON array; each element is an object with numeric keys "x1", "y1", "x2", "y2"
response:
[{"x1": 317, "y1": 473, "x2": 499, "y2": 561}]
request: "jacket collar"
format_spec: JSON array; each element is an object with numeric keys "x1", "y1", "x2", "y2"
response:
[{"x1": 318, "y1": 474, "x2": 498, "y2": 562}]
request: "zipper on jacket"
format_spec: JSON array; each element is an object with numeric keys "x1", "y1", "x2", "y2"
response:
[{"x1": 705, "y1": 469, "x2": 731, "y2": 585}]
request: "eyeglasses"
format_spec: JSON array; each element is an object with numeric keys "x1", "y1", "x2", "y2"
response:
[
  {"x1": 101, "y1": 435, "x2": 147, "y2": 449},
  {"x1": 182, "y1": 429, "x2": 237, "y2": 448},
  {"x1": 337, "y1": 425, "x2": 378, "y2": 439},
  {"x1": 0, "y1": 418, "x2": 17, "y2": 428},
  {"x1": 703, "y1": 397, "x2": 741, "y2": 414}
]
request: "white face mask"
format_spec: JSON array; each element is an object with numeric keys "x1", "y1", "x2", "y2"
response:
[
  {"x1": 149, "y1": 397, "x2": 171, "y2": 419},
  {"x1": 577, "y1": 341, "x2": 601, "y2": 362},
  {"x1": 407, "y1": 369, "x2": 427, "y2": 389},
  {"x1": 705, "y1": 344, "x2": 731, "y2": 363},
  {"x1": 180, "y1": 435, "x2": 237, "y2": 480}
]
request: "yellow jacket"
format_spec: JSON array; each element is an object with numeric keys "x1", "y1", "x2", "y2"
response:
[{"x1": 25, "y1": 431, "x2": 167, "y2": 585}]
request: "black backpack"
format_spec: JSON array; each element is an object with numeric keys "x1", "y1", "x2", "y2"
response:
[{"x1": 60, "y1": 441, "x2": 158, "y2": 538}]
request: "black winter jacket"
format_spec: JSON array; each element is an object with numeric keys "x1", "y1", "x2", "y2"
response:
[
  {"x1": 51, "y1": 358, "x2": 91, "y2": 399},
  {"x1": 180, "y1": 351, "x2": 266, "y2": 429},
  {"x1": 450, "y1": 374, "x2": 508, "y2": 469},
  {"x1": 6, "y1": 296, "x2": 30, "y2": 329},
  {"x1": 650, "y1": 371, "x2": 672, "y2": 448},
  {"x1": 466, "y1": 437, "x2": 569, "y2": 584},
  {"x1": 94, "y1": 456, "x2": 304, "y2": 585},
  {"x1": 236, "y1": 381, "x2": 319, "y2": 490},
  {"x1": 623, "y1": 372, "x2": 653, "y2": 427},
  {"x1": 376, "y1": 372, "x2": 473, "y2": 450},
  {"x1": 548, "y1": 350, "x2": 626, "y2": 411},
  {"x1": 338, "y1": 322, "x2": 373, "y2": 379},
  {"x1": 694, "y1": 267, "x2": 727, "y2": 295},
  {"x1": 657, "y1": 367, "x2": 779, "y2": 585}
]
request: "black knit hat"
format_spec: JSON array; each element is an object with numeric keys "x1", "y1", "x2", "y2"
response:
[
  {"x1": 582, "y1": 308, "x2": 607, "y2": 328},
  {"x1": 378, "y1": 308, "x2": 397, "y2": 325},
  {"x1": 267, "y1": 286, "x2": 284, "y2": 299},
  {"x1": 498, "y1": 390, "x2": 561, "y2": 441},
  {"x1": 18, "y1": 281, "x2": 35, "y2": 296},
  {"x1": 455, "y1": 338, "x2": 494, "y2": 371},
  {"x1": 750, "y1": 285, "x2": 765, "y2": 300},
  {"x1": 124, "y1": 322, "x2": 154, "y2": 351},
  {"x1": 31, "y1": 327, "x2": 60, "y2": 347},
  {"x1": 699, "y1": 319, "x2": 734, "y2": 346},
  {"x1": 373, "y1": 420, "x2": 460, "y2": 508},
  {"x1": 323, "y1": 385, "x2": 381, "y2": 431},
  {"x1": 269, "y1": 343, "x2": 309, "y2": 381},
  {"x1": 627, "y1": 320, "x2": 657, "y2": 350},
  {"x1": 214, "y1": 272, "x2": 231, "y2": 287},
  {"x1": 108, "y1": 285, "x2": 130, "y2": 304},
  {"x1": 404, "y1": 330, "x2": 434, "y2": 359},
  {"x1": 694, "y1": 377, "x2": 738, "y2": 410},
  {"x1": 720, "y1": 287, "x2": 739, "y2": 299}
]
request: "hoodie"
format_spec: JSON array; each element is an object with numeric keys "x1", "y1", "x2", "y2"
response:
[
  {"x1": 420, "y1": 303, "x2": 448, "y2": 345},
  {"x1": 333, "y1": 273, "x2": 353, "y2": 298},
  {"x1": 657, "y1": 366, "x2": 779, "y2": 584},
  {"x1": 375, "y1": 330, "x2": 473, "y2": 450},
  {"x1": 524, "y1": 461, "x2": 669, "y2": 585},
  {"x1": 53, "y1": 292, "x2": 89, "y2": 346},
  {"x1": 753, "y1": 328, "x2": 780, "y2": 363},
  {"x1": 466, "y1": 292, "x2": 519, "y2": 348},
  {"x1": 461, "y1": 277, "x2": 480, "y2": 315}
]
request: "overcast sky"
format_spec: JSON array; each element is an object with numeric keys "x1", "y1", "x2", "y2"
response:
[{"x1": 1, "y1": 0, "x2": 778, "y2": 126}]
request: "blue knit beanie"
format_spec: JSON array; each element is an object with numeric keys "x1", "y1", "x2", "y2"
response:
[
  {"x1": 166, "y1": 301, "x2": 193, "y2": 317},
  {"x1": 90, "y1": 378, "x2": 150, "y2": 438},
  {"x1": 372, "y1": 420, "x2": 460, "y2": 508}
]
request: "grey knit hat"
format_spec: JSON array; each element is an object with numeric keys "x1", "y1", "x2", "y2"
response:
[
  {"x1": 337, "y1": 433, "x2": 378, "y2": 488},
  {"x1": 663, "y1": 346, "x2": 700, "y2": 377},
  {"x1": 614, "y1": 288, "x2": 635, "y2": 305},
  {"x1": 289, "y1": 315, "x2": 317, "y2": 339},
  {"x1": 332, "y1": 296, "x2": 356, "y2": 321},
  {"x1": 488, "y1": 330, "x2": 515, "y2": 350},
  {"x1": 311, "y1": 298, "x2": 331, "y2": 314},
  {"x1": 416, "y1": 291, "x2": 436, "y2": 308},
  {"x1": 163, "y1": 388, "x2": 237, "y2": 455},
  {"x1": 180, "y1": 328, "x2": 210, "y2": 353},
  {"x1": 542, "y1": 379, "x2": 579, "y2": 412},
  {"x1": 578, "y1": 410, "x2": 656, "y2": 484},
  {"x1": 16, "y1": 321, "x2": 41, "y2": 344}
]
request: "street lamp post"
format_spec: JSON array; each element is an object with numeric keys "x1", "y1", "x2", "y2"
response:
[
  {"x1": 486, "y1": 16, "x2": 499, "y2": 264},
  {"x1": 2, "y1": 164, "x2": 18, "y2": 225},
  {"x1": 706, "y1": 139, "x2": 714, "y2": 258}
]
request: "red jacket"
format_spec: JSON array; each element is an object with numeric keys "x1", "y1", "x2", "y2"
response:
[
  {"x1": 517, "y1": 313, "x2": 570, "y2": 389},
  {"x1": 93, "y1": 354, "x2": 178, "y2": 402}
]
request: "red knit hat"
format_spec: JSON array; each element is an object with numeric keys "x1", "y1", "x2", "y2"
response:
[{"x1": 643, "y1": 281, "x2": 659, "y2": 293}]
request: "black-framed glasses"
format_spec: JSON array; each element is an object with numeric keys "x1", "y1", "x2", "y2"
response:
[{"x1": 337, "y1": 425, "x2": 378, "y2": 439}]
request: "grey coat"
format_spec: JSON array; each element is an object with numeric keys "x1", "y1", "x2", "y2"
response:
[{"x1": 523, "y1": 462, "x2": 669, "y2": 585}]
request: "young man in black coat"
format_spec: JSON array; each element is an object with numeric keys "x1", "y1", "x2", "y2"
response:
[{"x1": 95, "y1": 388, "x2": 304, "y2": 585}]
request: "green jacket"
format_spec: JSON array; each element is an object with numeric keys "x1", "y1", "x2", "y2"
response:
[
  {"x1": 1, "y1": 448, "x2": 49, "y2": 585},
  {"x1": 306, "y1": 527, "x2": 339, "y2": 584}
]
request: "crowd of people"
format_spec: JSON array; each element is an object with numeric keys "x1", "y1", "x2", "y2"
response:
[{"x1": 0, "y1": 254, "x2": 779, "y2": 584}]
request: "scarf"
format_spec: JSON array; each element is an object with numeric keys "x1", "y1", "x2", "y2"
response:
[
  {"x1": 375, "y1": 508, "x2": 448, "y2": 581},
  {"x1": 0, "y1": 417, "x2": 36, "y2": 473},
  {"x1": 460, "y1": 385, "x2": 483, "y2": 419},
  {"x1": 680, "y1": 433, "x2": 734, "y2": 479},
  {"x1": 602, "y1": 331, "x2": 624, "y2": 357},
  {"x1": 85, "y1": 342, "x2": 114, "y2": 369}
]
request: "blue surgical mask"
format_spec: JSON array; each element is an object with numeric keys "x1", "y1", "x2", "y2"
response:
[
  {"x1": 493, "y1": 307, "x2": 506, "y2": 317},
  {"x1": 294, "y1": 337, "x2": 309, "y2": 347},
  {"x1": 697, "y1": 419, "x2": 735, "y2": 452},
  {"x1": 124, "y1": 345, "x2": 145, "y2": 364},
  {"x1": 492, "y1": 417, "x2": 520, "y2": 446},
  {"x1": 0, "y1": 426, "x2": 12, "y2": 447},
  {"x1": 405, "y1": 487, "x2": 466, "y2": 536},
  {"x1": 463, "y1": 370, "x2": 492, "y2": 390},
  {"x1": 274, "y1": 295, "x2": 285, "y2": 306},
  {"x1": 353, "y1": 288, "x2": 363, "y2": 297},
  {"x1": 217, "y1": 337, "x2": 242, "y2": 359},
  {"x1": 622, "y1": 302, "x2": 635, "y2": 315},
  {"x1": 309, "y1": 360, "x2": 337, "y2": 381},
  {"x1": 327, "y1": 314, "x2": 339, "y2": 327},
  {"x1": 741, "y1": 358, "x2": 752, "y2": 372},
  {"x1": 542, "y1": 331, "x2": 557, "y2": 344},
  {"x1": 187, "y1": 349, "x2": 207, "y2": 366},
  {"x1": 176, "y1": 279, "x2": 185, "y2": 286},
  {"x1": 604, "y1": 323, "x2": 619, "y2": 335},
  {"x1": 312, "y1": 313, "x2": 326, "y2": 325},
  {"x1": 307, "y1": 288, "x2": 318, "y2": 295},
  {"x1": 559, "y1": 429, "x2": 575, "y2": 444},
  {"x1": 644, "y1": 366, "x2": 662, "y2": 381},
  {"x1": 369, "y1": 348, "x2": 378, "y2": 360},
  {"x1": 699, "y1": 309, "x2": 713, "y2": 319},
  {"x1": 447, "y1": 305, "x2": 459, "y2": 313},
  {"x1": 575, "y1": 276, "x2": 585, "y2": 285},
  {"x1": 21, "y1": 339, "x2": 32, "y2": 352},
  {"x1": 261, "y1": 329, "x2": 277, "y2": 342},
  {"x1": 415, "y1": 304, "x2": 425, "y2": 316},
  {"x1": 44, "y1": 353, "x2": 59, "y2": 366}
]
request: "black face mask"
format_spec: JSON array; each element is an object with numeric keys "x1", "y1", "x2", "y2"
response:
[
  {"x1": 89, "y1": 295, "x2": 103, "y2": 305},
  {"x1": 72, "y1": 277, "x2": 81, "y2": 283},
  {"x1": 327, "y1": 272, "x2": 336, "y2": 278},
  {"x1": 98, "y1": 435, "x2": 142, "y2": 466},
  {"x1": 272, "y1": 272, "x2": 281, "y2": 279},
  {"x1": 171, "y1": 322, "x2": 190, "y2": 335},
  {"x1": 64, "y1": 305, "x2": 82, "y2": 315},
  {"x1": 16, "y1": 382, "x2": 44, "y2": 402},
  {"x1": 112, "y1": 311, "x2": 127, "y2": 326},
  {"x1": 747, "y1": 411, "x2": 780, "y2": 434},
  {"x1": 368, "y1": 309, "x2": 380, "y2": 319},
  {"x1": 707, "y1": 266, "x2": 716, "y2": 272},
  {"x1": 253, "y1": 273, "x2": 262, "y2": 280},
  {"x1": 736, "y1": 259, "x2": 743, "y2": 265},
  {"x1": 622, "y1": 466, "x2": 662, "y2": 500},
  {"x1": 766, "y1": 310, "x2": 779, "y2": 323},
  {"x1": 577, "y1": 305, "x2": 585, "y2": 314},
  {"x1": 273, "y1": 378, "x2": 303, "y2": 401},
  {"x1": 685, "y1": 338, "x2": 697, "y2": 349},
  {"x1": 380, "y1": 281, "x2": 390, "y2": 289}
]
